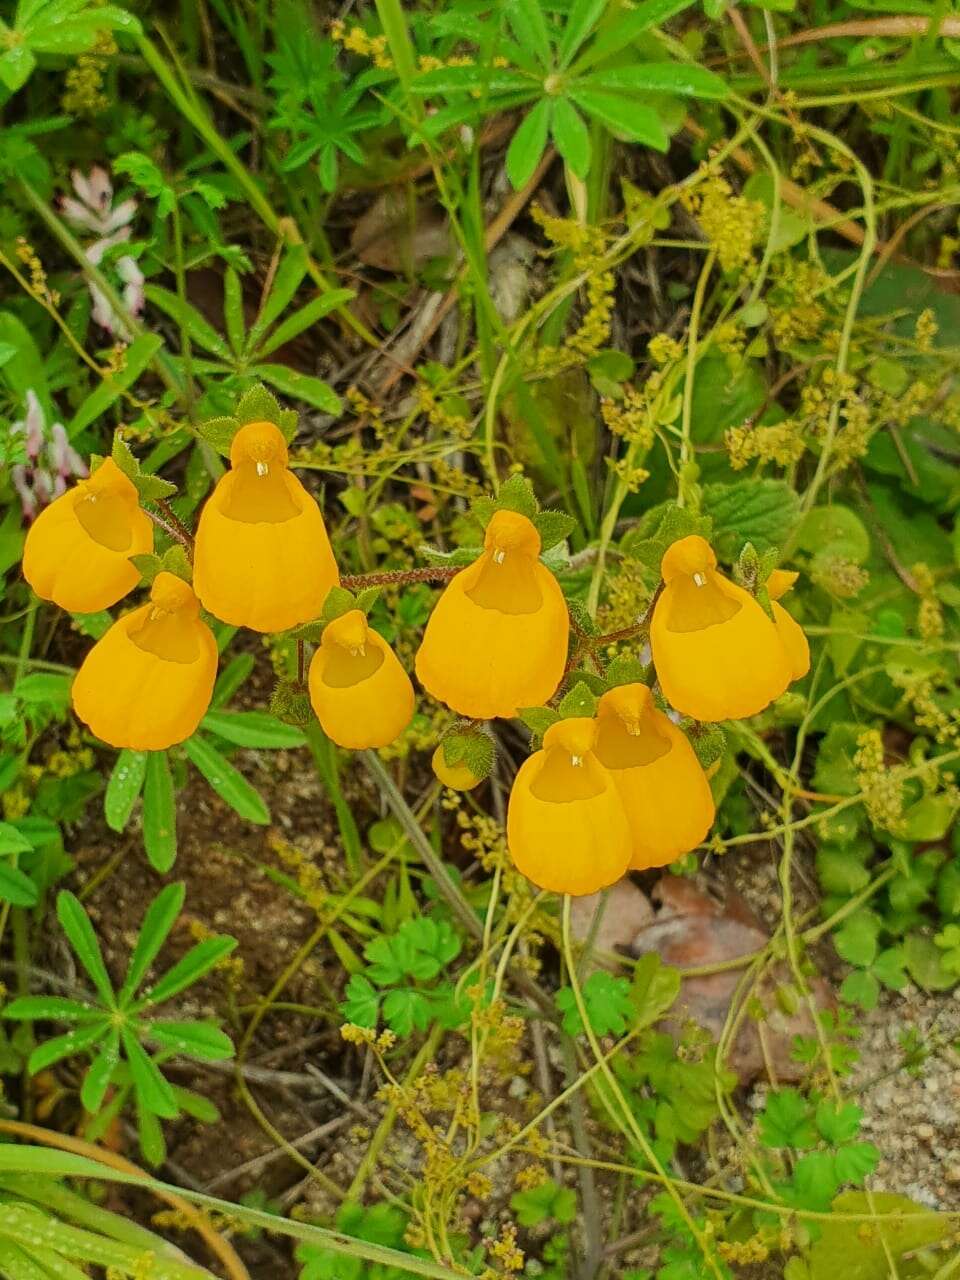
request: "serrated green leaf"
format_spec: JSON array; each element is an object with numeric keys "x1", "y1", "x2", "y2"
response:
[
  {"x1": 533, "y1": 509, "x2": 577, "y2": 552},
  {"x1": 321, "y1": 586, "x2": 358, "y2": 623},
  {"x1": 130, "y1": 553, "x2": 162, "y2": 585},
  {"x1": 518, "y1": 705, "x2": 560, "y2": 736},
  {"x1": 558, "y1": 680, "x2": 597, "y2": 719},
  {"x1": 702, "y1": 480, "x2": 801, "y2": 561},
  {"x1": 198, "y1": 415, "x2": 240, "y2": 456},
  {"x1": 111, "y1": 432, "x2": 139, "y2": 479},
  {"x1": 133, "y1": 473, "x2": 178, "y2": 502}
]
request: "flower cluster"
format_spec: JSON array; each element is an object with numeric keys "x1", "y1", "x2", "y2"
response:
[{"x1": 23, "y1": 416, "x2": 809, "y2": 899}]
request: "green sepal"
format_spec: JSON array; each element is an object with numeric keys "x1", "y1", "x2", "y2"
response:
[
  {"x1": 289, "y1": 621, "x2": 324, "y2": 643},
  {"x1": 566, "y1": 598, "x2": 599, "y2": 637},
  {"x1": 419, "y1": 543, "x2": 480, "y2": 567},
  {"x1": 533, "y1": 509, "x2": 576, "y2": 552},
  {"x1": 197, "y1": 415, "x2": 240, "y2": 457},
  {"x1": 111, "y1": 432, "x2": 139, "y2": 479},
  {"x1": 518, "y1": 705, "x2": 560, "y2": 741},
  {"x1": 558, "y1": 680, "x2": 598, "y2": 719},
  {"x1": 321, "y1": 586, "x2": 358, "y2": 623},
  {"x1": 134, "y1": 473, "x2": 178, "y2": 502},
  {"x1": 236, "y1": 384, "x2": 299, "y2": 443},
  {"x1": 161, "y1": 545, "x2": 192, "y2": 583},
  {"x1": 131, "y1": 553, "x2": 163, "y2": 586},
  {"x1": 619, "y1": 500, "x2": 713, "y2": 587},
  {"x1": 603, "y1": 654, "x2": 650, "y2": 689},
  {"x1": 472, "y1": 472, "x2": 539, "y2": 530},
  {"x1": 270, "y1": 680, "x2": 313, "y2": 728},
  {"x1": 758, "y1": 546, "x2": 781, "y2": 582},
  {"x1": 441, "y1": 726, "x2": 494, "y2": 780},
  {"x1": 356, "y1": 586, "x2": 381, "y2": 614},
  {"x1": 687, "y1": 724, "x2": 726, "y2": 769}
]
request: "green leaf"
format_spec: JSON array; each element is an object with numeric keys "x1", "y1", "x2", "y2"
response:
[
  {"x1": 340, "y1": 974, "x2": 380, "y2": 1028},
  {"x1": 759, "y1": 1087, "x2": 817, "y2": 1149},
  {"x1": 551, "y1": 97, "x2": 591, "y2": 179},
  {"x1": 411, "y1": 65, "x2": 533, "y2": 95},
  {"x1": 119, "y1": 883, "x2": 185, "y2": 1005},
  {"x1": 57, "y1": 891, "x2": 115, "y2": 1006},
  {"x1": 223, "y1": 267, "x2": 245, "y2": 355},
  {"x1": 832, "y1": 1142, "x2": 880, "y2": 1185},
  {"x1": 184, "y1": 735, "x2": 270, "y2": 824},
  {"x1": 121, "y1": 1028, "x2": 178, "y2": 1119},
  {"x1": 494, "y1": 472, "x2": 539, "y2": 519},
  {"x1": 27, "y1": 1023, "x2": 109, "y2": 1075},
  {"x1": 68, "y1": 334, "x2": 163, "y2": 438},
  {"x1": 805, "y1": 1191, "x2": 952, "y2": 1278},
  {"x1": 0, "y1": 863, "x2": 38, "y2": 908},
  {"x1": 256, "y1": 289, "x2": 356, "y2": 358},
  {"x1": 900, "y1": 794, "x2": 955, "y2": 841},
  {"x1": 506, "y1": 98, "x2": 552, "y2": 189},
  {"x1": 702, "y1": 480, "x2": 801, "y2": 560},
  {"x1": 246, "y1": 247, "x2": 308, "y2": 349},
  {"x1": 904, "y1": 931, "x2": 958, "y2": 992},
  {"x1": 506, "y1": 0, "x2": 553, "y2": 68},
  {"x1": 630, "y1": 953, "x2": 680, "y2": 1025},
  {"x1": 145, "y1": 284, "x2": 231, "y2": 359},
  {"x1": 556, "y1": 971, "x2": 636, "y2": 1037},
  {"x1": 133, "y1": 473, "x2": 178, "y2": 503},
  {"x1": 574, "y1": 0, "x2": 697, "y2": 69},
  {"x1": 815, "y1": 1100, "x2": 862, "y2": 1145},
  {"x1": 833, "y1": 910, "x2": 880, "y2": 968},
  {"x1": 81, "y1": 1030, "x2": 120, "y2": 1115},
  {"x1": 142, "y1": 752, "x2": 177, "y2": 873},
  {"x1": 569, "y1": 87, "x2": 669, "y2": 149},
  {"x1": 104, "y1": 750, "x2": 148, "y2": 834},
  {"x1": 510, "y1": 1179, "x2": 577, "y2": 1227},
  {"x1": 815, "y1": 843, "x2": 870, "y2": 896},
  {"x1": 197, "y1": 415, "x2": 240, "y2": 457},
  {"x1": 201, "y1": 710, "x2": 306, "y2": 749},
  {"x1": 143, "y1": 936, "x2": 237, "y2": 1005},
  {"x1": 796, "y1": 505, "x2": 870, "y2": 566},
  {"x1": 580, "y1": 63, "x2": 729, "y2": 99},
  {"x1": 254, "y1": 364, "x2": 341, "y2": 414},
  {"x1": 558, "y1": 680, "x2": 597, "y2": 719},
  {"x1": 145, "y1": 1019, "x2": 234, "y2": 1061},
  {"x1": 4, "y1": 996, "x2": 102, "y2": 1022},
  {"x1": 381, "y1": 988, "x2": 433, "y2": 1037},
  {"x1": 839, "y1": 968, "x2": 879, "y2": 1011},
  {"x1": 14, "y1": 673, "x2": 72, "y2": 709},
  {"x1": 0, "y1": 823, "x2": 32, "y2": 857},
  {"x1": 111, "y1": 432, "x2": 139, "y2": 479},
  {"x1": 559, "y1": 0, "x2": 609, "y2": 65}
]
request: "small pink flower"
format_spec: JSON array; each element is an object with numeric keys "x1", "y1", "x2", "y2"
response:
[{"x1": 60, "y1": 167, "x2": 141, "y2": 335}]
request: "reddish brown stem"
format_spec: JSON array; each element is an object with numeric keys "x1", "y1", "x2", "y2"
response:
[{"x1": 340, "y1": 566, "x2": 460, "y2": 589}]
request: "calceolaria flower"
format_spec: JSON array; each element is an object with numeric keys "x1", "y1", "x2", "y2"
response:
[
  {"x1": 507, "y1": 717, "x2": 631, "y2": 896},
  {"x1": 415, "y1": 509, "x2": 568, "y2": 720},
  {"x1": 194, "y1": 421, "x2": 339, "y2": 633},
  {"x1": 23, "y1": 457, "x2": 153, "y2": 613},
  {"x1": 766, "y1": 569, "x2": 810, "y2": 681},
  {"x1": 650, "y1": 536, "x2": 792, "y2": 722},
  {"x1": 308, "y1": 609, "x2": 414, "y2": 750},
  {"x1": 72, "y1": 573, "x2": 217, "y2": 750},
  {"x1": 431, "y1": 745, "x2": 482, "y2": 791},
  {"x1": 594, "y1": 684, "x2": 715, "y2": 869}
]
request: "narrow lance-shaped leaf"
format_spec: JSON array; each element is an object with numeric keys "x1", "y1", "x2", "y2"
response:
[
  {"x1": 120, "y1": 1027, "x2": 178, "y2": 1119},
  {"x1": 142, "y1": 752, "x2": 177, "y2": 874},
  {"x1": 507, "y1": 98, "x2": 553, "y2": 189},
  {"x1": 104, "y1": 749, "x2": 147, "y2": 834},
  {"x1": 80, "y1": 1029, "x2": 120, "y2": 1115},
  {"x1": 184, "y1": 734, "x2": 270, "y2": 825},
  {"x1": 142, "y1": 936, "x2": 238, "y2": 1006},
  {"x1": 28, "y1": 1022, "x2": 109, "y2": 1076},
  {"x1": 118, "y1": 883, "x2": 186, "y2": 1006},
  {"x1": 56, "y1": 891, "x2": 115, "y2": 1006}
]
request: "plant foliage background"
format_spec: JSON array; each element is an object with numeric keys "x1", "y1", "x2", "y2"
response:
[{"x1": 0, "y1": 0, "x2": 959, "y2": 1276}]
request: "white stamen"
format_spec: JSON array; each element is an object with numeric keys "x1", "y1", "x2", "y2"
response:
[
  {"x1": 256, "y1": 460, "x2": 269, "y2": 477},
  {"x1": 571, "y1": 754, "x2": 583, "y2": 767},
  {"x1": 492, "y1": 549, "x2": 506, "y2": 564},
  {"x1": 349, "y1": 644, "x2": 366, "y2": 658},
  {"x1": 693, "y1": 571, "x2": 706, "y2": 587},
  {"x1": 626, "y1": 722, "x2": 641, "y2": 737}
]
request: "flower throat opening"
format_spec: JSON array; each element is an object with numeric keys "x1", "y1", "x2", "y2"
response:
[
  {"x1": 595, "y1": 712, "x2": 670, "y2": 769},
  {"x1": 530, "y1": 749, "x2": 604, "y2": 803},
  {"x1": 322, "y1": 643, "x2": 384, "y2": 688},
  {"x1": 222, "y1": 460, "x2": 301, "y2": 524},
  {"x1": 130, "y1": 607, "x2": 203, "y2": 664},
  {"x1": 466, "y1": 551, "x2": 543, "y2": 615},
  {"x1": 74, "y1": 490, "x2": 133, "y2": 552},
  {"x1": 665, "y1": 570, "x2": 741, "y2": 634}
]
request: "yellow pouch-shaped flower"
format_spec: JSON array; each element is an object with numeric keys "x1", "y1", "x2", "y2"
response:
[
  {"x1": 309, "y1": 609, "x2": 414, "y2": 750},
  {"x1": 507, "y1": 717, "x2": 631, "y2": 896},
  {"x1": 650, "y1": 535, "x2": 792, "y2": 722},
  {"x1": 72, "y1": 572, "x2": 217, "y2": 750},
  {"x1": 415, "y1": 509, "x2": 568, "y2": 720},
  {"x1": 766, "y1": 569, "x2": 810, "y2": 681},
  {"x1": 595, "y1": 683, "x2": 715, "y2": 870},
  {"x1": 194, "y1": 421, "x2": 339, "y2": 632},
  {"x1": 23, "y1": 457, "x2": 153, "y2": 613}
]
